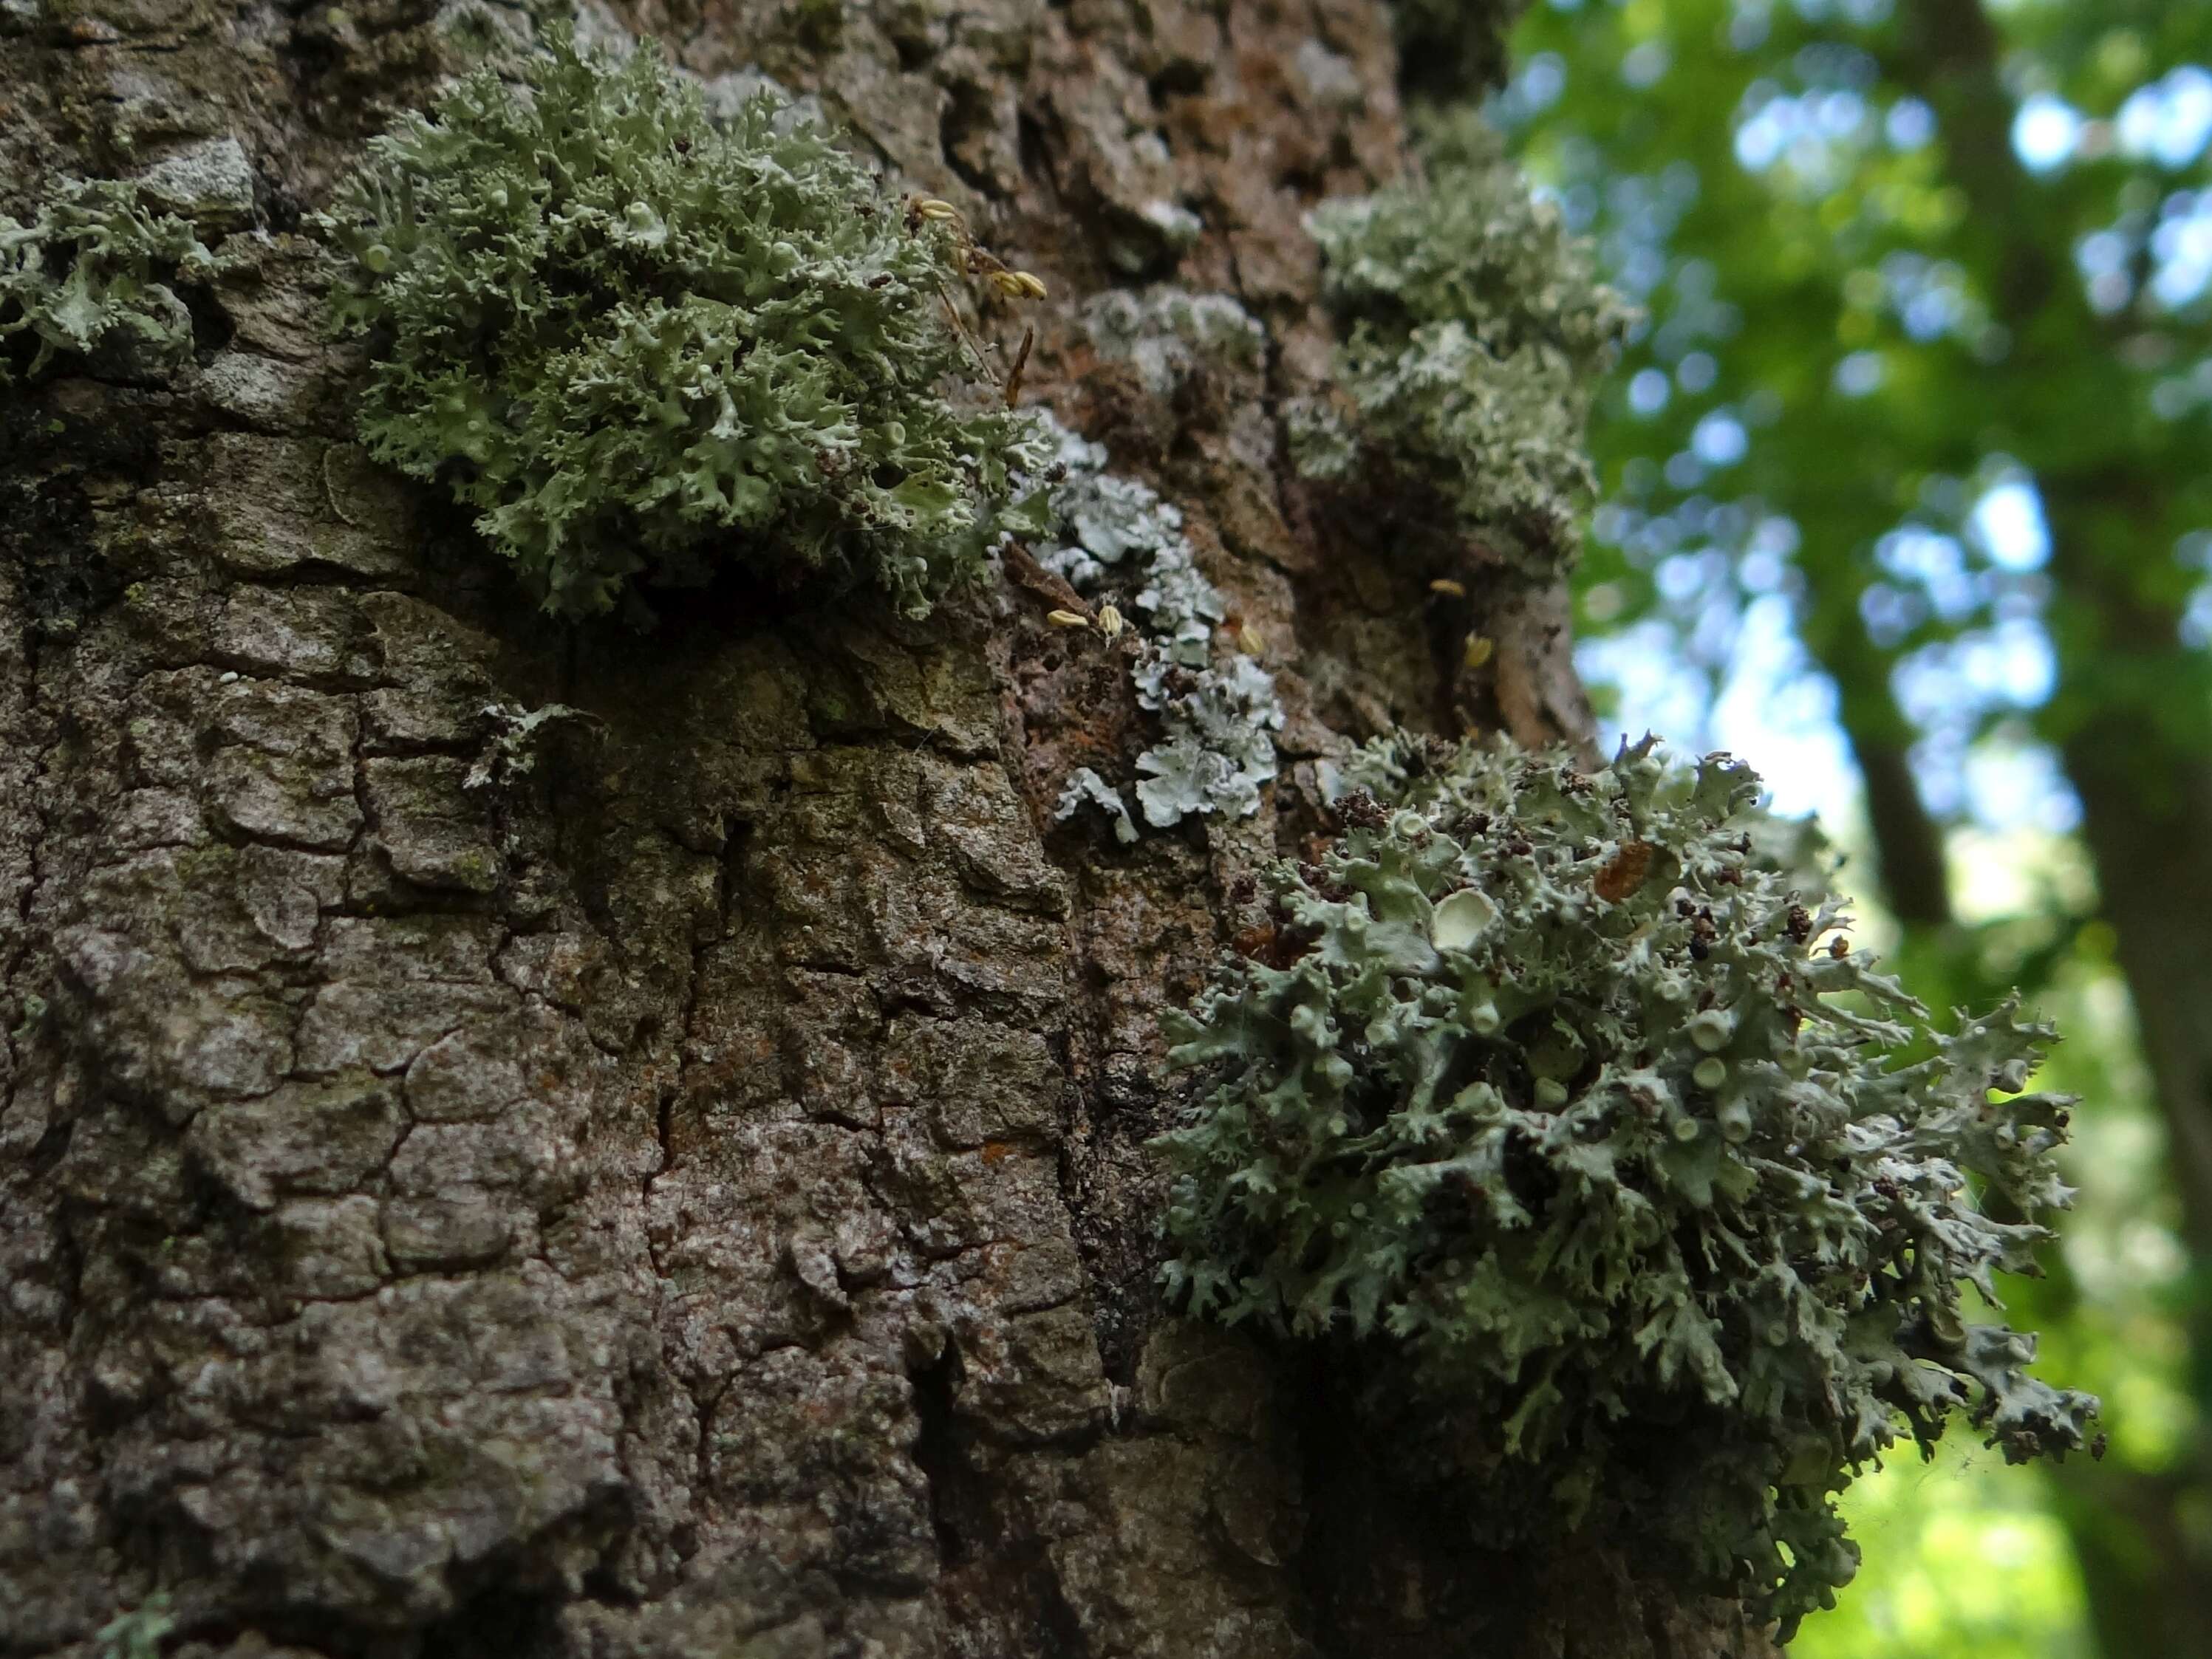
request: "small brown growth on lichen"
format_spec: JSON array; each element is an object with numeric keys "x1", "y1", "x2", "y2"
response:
[{"x1": 1593, "y1": 840, "x2": 1654, "y2": 903}]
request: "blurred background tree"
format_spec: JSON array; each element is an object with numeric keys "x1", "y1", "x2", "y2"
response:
[{"x1": 1484, "y1": 0, "x2": 2212, "y2": 1651}]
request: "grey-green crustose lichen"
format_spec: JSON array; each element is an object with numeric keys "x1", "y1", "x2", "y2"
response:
[
  {"x1": 1292, "y1": 114, "x2": 1631, "y2": 572},
  {"x1": 1157, "y1": 734, "x2": 2096, "y2": 1637},
  {"x1": 317, "y1": 28, "x2": 1048, "y2": 621},
  {"x1": 1, "y1": 179, "x2": 219, "y2": 384}
]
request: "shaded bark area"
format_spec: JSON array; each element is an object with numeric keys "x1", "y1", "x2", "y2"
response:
[{"x1": 1, "y1": 2, "x2": 1766, "y2": 1657}]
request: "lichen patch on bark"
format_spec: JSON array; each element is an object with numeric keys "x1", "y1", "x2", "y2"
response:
[{"x1": 0, "y1": 4, "x2": 1762, "y2": 1658}]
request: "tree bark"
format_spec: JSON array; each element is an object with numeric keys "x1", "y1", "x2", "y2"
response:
[
  {"x1": 1792, "y1": 613, "x2": 1955, "y2": 932},
  {"x1": 0, "y1": 3, "x2": 1767, "y2": 1656}
]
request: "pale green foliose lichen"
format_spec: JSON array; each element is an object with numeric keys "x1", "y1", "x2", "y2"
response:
[
  {"x1": 1083, "y1": 286, "x2": 1264, "y2": 396},
  {"x1": 1294, "y1": 114, "x2": 1631, "y2": 569},
  {"x1": 1055, "y1": 767, "x2": 1139, "y2": 845},
  {"x1": 465, "y1": 700, "x2": 598, "y2": 790},
  {"x1": 1158, "y1": 734, "x2": 2096, "y2": 1638},
  {"x1": 1129, "y1": 653, "x2": 1282, "y2": 827},
  {"x1": 94, "y1": 1595, "x2": 174, "y2": 1659},
  {"x1": 1034, "y1": 417, "x2": 1283, "y2": 835},
  {"x1": 318, "y1": 27, "x2": 1048, "y2": 620},
  {"x1": 0, "y1": 179, "x2": 219, "y2": 383}
]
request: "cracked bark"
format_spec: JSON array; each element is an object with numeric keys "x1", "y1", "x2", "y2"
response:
[{"x1": 0, "y1": 3, "x2": 1769, "y2": 1657}]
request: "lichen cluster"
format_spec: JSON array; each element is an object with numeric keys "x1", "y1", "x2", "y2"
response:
[
  {"x1": 318, "y1": 28, "x2": 1047, "y2": 620},
  {"x1": 1158, "y1": 734, "x2": 2096, "y2": 1635},
  {"x1": 1035, "y1": 416, "x2": 1284, "y2": 836},
  {"x1": 1292, "y1": 114, "x2": 1630, "y2": 570},
  {"x1": 1, "y1": 179, "x2": 219, "y2": 383},
  {"x1": 1082, "y1": 285, "x2": 1266, "y2": 396}
]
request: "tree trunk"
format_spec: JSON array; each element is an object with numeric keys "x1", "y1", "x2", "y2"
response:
[{"x1": 0, "y1": 3, "x2": 1767, "y2": 1655}]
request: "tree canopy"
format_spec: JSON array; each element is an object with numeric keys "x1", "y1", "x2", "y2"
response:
[{"x1": 1496, "y1": 1, "x2": 2212, "y2": 1652}]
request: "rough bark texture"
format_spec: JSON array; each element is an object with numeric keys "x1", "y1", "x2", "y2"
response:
[{"x1": 0, "y1": 3, "x2": 1765, "y2": 1656}]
